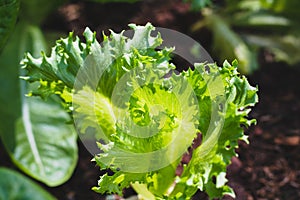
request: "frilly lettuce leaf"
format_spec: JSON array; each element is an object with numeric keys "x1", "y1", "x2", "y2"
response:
[
  {"x1": 21, "y1": 24, "x2": 258, "y2": 199},
  {"x1": 170, "y1": 60, "x2": 258, "y2": 199}
]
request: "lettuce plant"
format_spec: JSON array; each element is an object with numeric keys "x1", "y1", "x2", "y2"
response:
[{"x1": 21, "y1": 23, "x2": 258, "y2": 199}]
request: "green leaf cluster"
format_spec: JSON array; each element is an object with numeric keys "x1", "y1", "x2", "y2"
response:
[{"x1": 21, "y1": 23, "x2": 258, "y2": 199}]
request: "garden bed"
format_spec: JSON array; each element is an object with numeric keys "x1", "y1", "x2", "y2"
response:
[{"x1": 1, "y1": 0, "x2": 299, "y2": 199}]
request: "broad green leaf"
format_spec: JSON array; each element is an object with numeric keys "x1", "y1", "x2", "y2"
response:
[
  {"x1": 0, "y1": 0, "x2": 19, "y2": 52},
  {"x1": 0, "y1": 167, "x2": 56, "y2": 200},
  {"x1": 12, "y1": 96, "x2": 77, "y2": 186},
  {"x1": 0, "y1": 23, "x2": 77, "y2": 186}
]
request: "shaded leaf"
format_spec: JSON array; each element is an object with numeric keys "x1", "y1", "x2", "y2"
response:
[
  {"x1": 19, "y1": 0, "x2": 65, "y2": 25},
  {"x1": 0, "y1": 167, "x2": 56, "y2": 200},
  {"x1": 0, "y1": 0, "x2": 19, "y2": 52}
]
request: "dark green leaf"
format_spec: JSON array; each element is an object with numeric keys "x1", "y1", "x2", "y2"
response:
[
  {"x1": 0, "y1": 0, "x2": 19, "y2": 52},
  {"x1": 19, "y1": 0, "x2": 65, "y2": 25},
  {"x1": 0, "y1": 167, "x2": 56, "y2": 200}
]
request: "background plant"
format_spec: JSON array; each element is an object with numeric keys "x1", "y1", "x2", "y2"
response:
[{"x1": 189, "y1": 0, "x2": 300, "y2": 74}]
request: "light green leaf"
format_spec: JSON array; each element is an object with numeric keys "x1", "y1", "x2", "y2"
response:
[
  {"x1": 72, "y1": 86, "x2": 116, "y2": 139},
  {"x1": 0, "y1": 167, "x2": 56, "y2": 200},
  {"x1": 12, "y1": 96, "x2": 77, "y2": 186},
  {"x1": 92, "y1": 171, "x2": 145, "y2": 195}
]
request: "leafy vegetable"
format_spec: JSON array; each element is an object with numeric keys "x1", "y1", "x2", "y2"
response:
[
  {"x1": 0, "y1": 0, "x2": 19, "y2": 52},
  {"x1": 21, "y1": 23, "x2": 258, "y2": 199},
  {"x1": 0, "y1": 23, "x2": 77, "y2": 187},
  {"x1": 0, "y1": 167, "x2": 56, "y2": 200}
]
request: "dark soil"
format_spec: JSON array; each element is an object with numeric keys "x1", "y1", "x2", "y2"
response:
[
  {"x1": 225, "y1": 62, "x2": 300, "y2": 200},
  {"x1": 1, "y1": 0, "x2": 300, "y2": 199}
]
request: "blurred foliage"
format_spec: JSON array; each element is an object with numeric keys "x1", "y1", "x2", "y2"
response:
[
  {"x1": 183, "y1": 0, "x2": 212, "y2": 10},
  {"x1": 87, "y1": 0, "x2": 139, "y2": 3},
  {"x1": 190, "y1": 0, "x2": 300, "y2": 74},
  {"x1": 19, "y1": 0, "x2": 65, "y2": 25},
  {"x1": 0, "y1": 0, "x2": 19, "y2": 52},
  {"x1": 0, "y1": 167, "x2": 55, "y2": 200}
]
